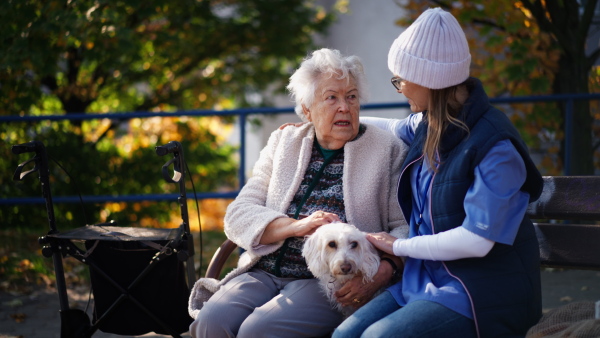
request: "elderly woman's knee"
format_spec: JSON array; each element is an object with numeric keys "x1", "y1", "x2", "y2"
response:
[
  {"x1": 190, "y1": 305, "x2": 238, "y2": 338},
  {"x1": 236, "y1": 313, "x2": 271, "y2": 338}
]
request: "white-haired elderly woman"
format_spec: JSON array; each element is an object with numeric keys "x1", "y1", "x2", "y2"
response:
[{"x1": 187, "y1": 48, "x2": 408, "y2": 337}]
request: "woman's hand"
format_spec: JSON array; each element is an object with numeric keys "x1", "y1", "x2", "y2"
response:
[
  {"x1": 259, "y1": 210, "x2": 339, "y2": 244},
  {"x1": 292, "y1": 210, "x2": 340, "y2": 237},
  {"x1": 366, "y1": 232, "x2": 398, "y2": 255},
  {"x1": 334, "y1": 261, "x2": 393, "y2": 308},
  {"x1": 278, "y1": 122, "x2": 307, "y2": 130}
]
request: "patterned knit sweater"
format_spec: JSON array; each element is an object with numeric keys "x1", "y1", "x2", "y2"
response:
[{"x1": 256, "y1": 126, "x2": 362, "y2": 278}]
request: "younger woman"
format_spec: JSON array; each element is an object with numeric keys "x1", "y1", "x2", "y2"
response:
[{"x1": 333, "y1": 8, "x2": 543, "y2": 338}]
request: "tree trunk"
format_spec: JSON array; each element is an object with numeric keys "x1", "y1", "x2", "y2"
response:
[{"x1": 553, "y1": 54, "x2": 594, "y2": 175}]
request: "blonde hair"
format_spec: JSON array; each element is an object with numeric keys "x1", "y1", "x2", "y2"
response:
[{"x1": 424, "y1": 83, "x2": 469, "y2": 171}]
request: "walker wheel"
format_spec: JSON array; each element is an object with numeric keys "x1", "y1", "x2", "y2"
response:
[
  {"x1": 41, "y1": 246, "x2": 54, "y2": 258},
  {"x1": 177, "y1": 250, "x2": 189, "y2": 262}
]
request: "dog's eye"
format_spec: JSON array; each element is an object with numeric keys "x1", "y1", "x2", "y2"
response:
[
  {"x1": 328, "y1": 241, "x2": 337, "y2": 248},
  {"x1": 350, "y1": 241, "x2": 358, "y2": 249}
]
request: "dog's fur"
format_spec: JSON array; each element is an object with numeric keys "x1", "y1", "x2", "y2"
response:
[{"x1": 302, "y1": 222, "x2": 380, "y2": 316}]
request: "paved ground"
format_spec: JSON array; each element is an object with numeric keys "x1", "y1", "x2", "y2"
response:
[
  {"x1": 1, "y1": 269, "x2": 600, "y2": 337},
  {"x1": 0, "y1": 285, "x2": 191, "y2": 338}
]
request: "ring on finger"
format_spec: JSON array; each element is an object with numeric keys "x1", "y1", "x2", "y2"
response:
[{"x1": 353, "y1": 298, "x2": 360, "y2": 303}]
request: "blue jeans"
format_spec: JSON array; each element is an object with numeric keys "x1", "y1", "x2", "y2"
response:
[{"x1": 332, "y1": 291, "x2": 477, "y2": 338}]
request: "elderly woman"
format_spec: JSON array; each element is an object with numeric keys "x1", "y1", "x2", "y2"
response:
[{"x1": 187, "y1": 48, "x2": 408, "y2": 337}]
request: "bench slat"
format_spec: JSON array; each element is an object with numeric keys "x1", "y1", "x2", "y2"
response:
[
  {"x1": 535, "y1": 222, "x2": 600, "y2": 269},
  {"x1": 527, "y1": 176, "x2": 600, "y2": 220}
]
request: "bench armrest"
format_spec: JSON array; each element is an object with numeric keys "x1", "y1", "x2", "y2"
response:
[{"x1": 205, "y1": 239, "x2": 238, "y2": 279}]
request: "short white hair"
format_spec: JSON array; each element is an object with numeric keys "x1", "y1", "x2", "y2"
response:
[{"x1": 287, "y1": 48, "x2": 369, "y2": 121}]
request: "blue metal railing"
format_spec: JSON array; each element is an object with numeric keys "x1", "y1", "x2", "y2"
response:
[{"x1": 3, "y1": 93, "x2": 600, "y2": 206}]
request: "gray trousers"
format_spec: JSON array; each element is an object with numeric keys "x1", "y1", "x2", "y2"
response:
[{"x1": 189, "y1": 268, "x2": 344, "y2": 338}]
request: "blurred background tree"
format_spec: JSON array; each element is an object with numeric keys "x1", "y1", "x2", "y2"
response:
[
  {"x1": 399, "y1": 0, "x2": 600, "y2": 175},
  {"x1": 0, "y1": 0, "x2": 343, "y2": 232}
]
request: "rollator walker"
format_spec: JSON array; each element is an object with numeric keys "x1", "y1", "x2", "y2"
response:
[{"x1": 12, "y1": 140, "x2": 196, "y2": 338}]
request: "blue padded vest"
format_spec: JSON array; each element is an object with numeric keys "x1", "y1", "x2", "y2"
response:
[{"x1": 397, "y1": 78, "x2": 544, "y2": 337}]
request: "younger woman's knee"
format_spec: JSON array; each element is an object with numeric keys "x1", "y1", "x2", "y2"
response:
[{"x1": 331, "y1": 316, "x2": 363, "y2": 338}]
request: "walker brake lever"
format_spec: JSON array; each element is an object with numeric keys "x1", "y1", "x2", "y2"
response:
[
  {"x1": 13, "y1": 157, "x2": 38, "y2": 181},
  {"x1": 161, "y1": 156, "x2": 182, "y2": 183}
]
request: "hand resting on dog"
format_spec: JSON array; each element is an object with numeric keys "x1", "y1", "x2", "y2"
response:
[
  {"x1": 334, "y1": 258, "x2": 395, "y2": 309},
  {"x1": 260, "y1": 210, "x2": 340, "y2": 245},
  {"x1": 303, "y1": 223, "x2": 401, "y2": 316}
]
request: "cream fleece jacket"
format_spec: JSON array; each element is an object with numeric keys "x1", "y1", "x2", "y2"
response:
[{"x1": 189, "y1": 123, "x2": 408, "y2": 319}]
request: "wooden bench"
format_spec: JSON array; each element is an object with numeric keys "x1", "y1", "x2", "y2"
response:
[
  {"x1": 527, "y1": 176, "x2": 600, "y2": 270},
  {"x1": 204, "y1": 176, "x2": 600, "y2": 279}
]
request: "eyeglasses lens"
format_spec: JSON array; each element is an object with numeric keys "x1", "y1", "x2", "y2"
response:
[{"x1": 391, "y1": 77, "x2": 402, "y2": 90}]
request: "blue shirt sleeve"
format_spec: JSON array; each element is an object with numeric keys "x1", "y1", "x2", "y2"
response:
[
  {"x1": 462, "y1": 139, "x2": 530, "y2": 245},
  {"x1": 360, "y1": 114, "x2": 422, "y2": 146}
]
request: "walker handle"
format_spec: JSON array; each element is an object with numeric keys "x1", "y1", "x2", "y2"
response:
[
  {"x1": 11, "y1": 141, "x2": 42, "y2": 155},
  {"x1": 155, "y1": 141, "x2": 182, "y2": 156}
]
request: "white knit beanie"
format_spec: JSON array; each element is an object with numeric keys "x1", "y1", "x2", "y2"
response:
[{"x1": 388, "y1": 8, "x2": 471, "y2": 90}]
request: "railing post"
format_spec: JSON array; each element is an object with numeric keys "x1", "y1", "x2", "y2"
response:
[
  {"x1": 564, "y1": 98, "x2": 573, "y2": 176},
  {"x1": 238, "y1": 113, "x2": 247, "y2": 188}
]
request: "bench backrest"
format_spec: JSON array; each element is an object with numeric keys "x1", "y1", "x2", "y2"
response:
[{"x1": 527, "y1": 176, "x2": 600, "y2": 270}]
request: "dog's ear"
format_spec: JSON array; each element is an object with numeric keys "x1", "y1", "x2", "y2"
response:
[
  {"x1": 358, "y1": 234, "x2": 381, "y2": 282},
  {"x1": 302, "y1": 233, "x2": 330, "y2": 278}
]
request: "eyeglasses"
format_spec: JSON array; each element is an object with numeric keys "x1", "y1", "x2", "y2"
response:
[{"x1": 391, "y1": 76, "x2": 403, "y2": 90}]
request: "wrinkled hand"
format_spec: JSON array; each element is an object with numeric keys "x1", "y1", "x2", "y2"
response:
[
  {"x1": 278, "y1": 122, "x2": 307, "y2": 130},
  {"x1": 334, "y1": 264, "x2": 390, "y2": 308},
  {"x1": 260, "y1": 210, "x2": 340, "y2": 245},
  {"x1": 366, "y1": 232, "x2": 397, "y2": 255},
  {"x1": 292, "y1": 210, "x2": 340, "y2": 237}
]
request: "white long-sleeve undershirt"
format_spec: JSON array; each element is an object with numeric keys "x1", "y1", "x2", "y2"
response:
[{"x1": 392, "y1": 226, "x2": 494, "y2": 261}]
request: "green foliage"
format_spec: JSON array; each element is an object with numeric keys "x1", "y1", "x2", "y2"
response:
[
  {"x1": 0, "y1": 0, "x2": 338, "y2": 115},
  {"x1": 399, "y1": 0, "x2": 598, "y2": 174},
  {"x1": 0, "y1": 226, "x2": 62, "y2": 292},
  {"x1": 1, "y1": 0, "x2": 341, "y2": 230},
  {"x1": 2, "y1": 118, "x2": 238, "y2": 230}
]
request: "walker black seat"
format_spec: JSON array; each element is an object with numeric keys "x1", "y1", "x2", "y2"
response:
[
  {"x1": 49, "y1": 225, "x2": 180, "y2": 241},
  {"x1": 45, "y1": 224, "x2": 192, "y2": 336}
]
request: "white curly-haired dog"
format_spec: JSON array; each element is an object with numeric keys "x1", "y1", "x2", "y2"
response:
[{"x1": 302, "y1": 222, "x2": 380, "y2": 316}]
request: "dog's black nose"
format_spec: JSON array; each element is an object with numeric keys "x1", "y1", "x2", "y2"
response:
[{"x1": 340, "y1": 263, "x2": 352, "y2": 274}]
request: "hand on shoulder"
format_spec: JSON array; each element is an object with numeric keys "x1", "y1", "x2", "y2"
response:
[{"x1": 278, "y1": 122, "x2": 307, "y2": 130}]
